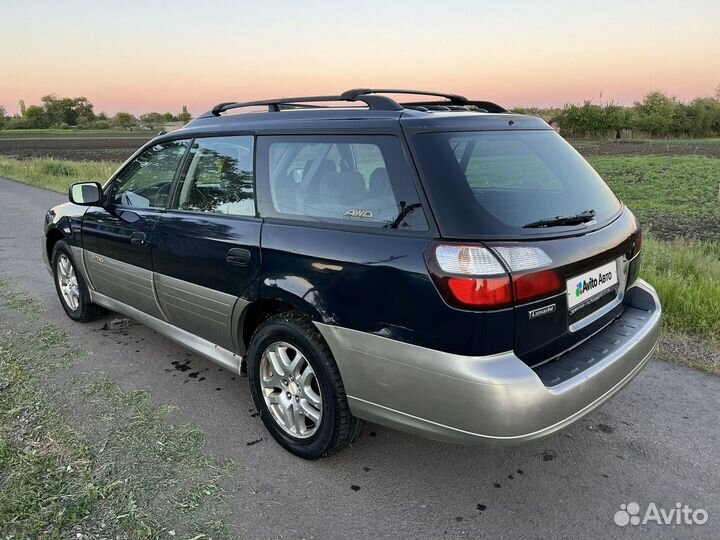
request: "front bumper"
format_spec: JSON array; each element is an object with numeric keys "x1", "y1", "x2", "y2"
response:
[
  {"x1": 42, "y1": 236, "x2": 52, "y2": 274},
  {"x1": 316, "y1": 279, "x2": 661, "y2": 445}
]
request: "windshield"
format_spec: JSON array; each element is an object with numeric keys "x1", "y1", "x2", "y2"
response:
[{"x1": 412, "y1": 130, "x2": 622, "y2": 238}]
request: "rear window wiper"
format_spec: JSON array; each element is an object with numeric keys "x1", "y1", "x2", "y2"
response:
[
  {"x1": 523, "y1": 209, "x2": 596, "y2": 229},
  {"x1": 384, "y1": 202, "x2": 422, "y2": 229}
]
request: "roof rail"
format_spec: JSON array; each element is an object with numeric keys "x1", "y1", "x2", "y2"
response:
[
  {"x1": 200, "y1": 92, "x2": 402, "y2": 118},
  {"x1": 198, "y1": 88, "x2": 508, "y2": 118},
  {"x1": 340, "y1": 88, "x2": 468, "y2": 104},
  {"x1": 401, "y1": 100, "x2": 509, "y2": 113},
  {"x1": 341, "y1": 89, "x2": 509, "y2": 112}
]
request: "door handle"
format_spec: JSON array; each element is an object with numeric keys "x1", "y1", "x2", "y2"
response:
[
  {"x1": 226, "y1": 248, "x2": 251, "y2": 267},
  {"x1": 131, "y1": 231, "x2": 146, "y2": 245}
]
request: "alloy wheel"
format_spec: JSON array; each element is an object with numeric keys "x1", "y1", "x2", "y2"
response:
[
  {"x1": 56, "y1": 253, "x2": 80, "y2": 311},
  {"x1": 259, "y1": 341, "x2": 323, "y2": 438}
]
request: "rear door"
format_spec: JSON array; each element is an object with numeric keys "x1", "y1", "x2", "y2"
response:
[
  {"x1": 151, "y1": 135, "x2": 261, "y2": 351},
  {"x1": 82, "y1": 139, "x2": 190, "y2": 318}
]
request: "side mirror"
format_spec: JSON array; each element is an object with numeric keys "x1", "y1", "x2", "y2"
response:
[{"x1": 69, "y1": 182, "x2": 103, "y2": 206}]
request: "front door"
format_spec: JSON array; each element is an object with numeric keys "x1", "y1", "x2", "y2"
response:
[
  {"x1": 151, "y1": 135, "x2": 262, "y2": 351},
  {"x1": 82, "y1": 139, "x2": 190, "y2": 318}
]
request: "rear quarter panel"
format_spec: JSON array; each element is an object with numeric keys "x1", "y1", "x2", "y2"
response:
[{"x1": 259, "y1": 222, "x2": 515, "y2": 356}]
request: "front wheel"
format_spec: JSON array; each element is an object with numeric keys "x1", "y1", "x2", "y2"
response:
[
  {"x1": 52, "y1": 240, "x2": 105, "y2": 322},
  {"x1": 247, "y1": 311, "x2": 363, "y2": 459}
]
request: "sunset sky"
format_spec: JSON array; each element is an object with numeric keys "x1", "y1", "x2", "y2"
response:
[{"x1": 1, "y1": 0, "x2": 718, "y2": 116}]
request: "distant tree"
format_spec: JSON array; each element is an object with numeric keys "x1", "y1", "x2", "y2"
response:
[
  {"x1": 111, "y1": 112, "x2": 137, "y2": 130},
  {"x1": 633, "y1": 91, "x2": 677, "y2": 136},
  {"x1": 553, "y1": 101, "x2": 604, "y2": 136},
  {"x1": 96, "y1": 111, "x2": 109, "y2": 121},
  {"x1": 685, "y1": 97, "x2": 720, "y2": 137},
  {"x1": 0, "y1": 105, "x2": 6, "y2": 128},
  {"x1": 23, "y1": 105, "x2": 50, "y2": 128},
  {"x1": 161, "y1": 112, "x2": 174, "y2": 122},
  {"x1": 177, "y1": 105, "x2": 191, "y2": 123},
  {"x1": 139, "y1": 112, "x2": 164, "y2": 129},
  {"x1": 74, "y1": 97, "x2": 96, "y2": 125},
  {"x1": 19, "y1": 99, "x2": 26, "y2": 116},
  {"x1": 40, "y1": 94, "x2": 96, "y2": 126}
]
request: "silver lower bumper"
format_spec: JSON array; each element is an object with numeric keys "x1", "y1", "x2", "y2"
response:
[{"x1": 316, "y1": 279, "x2": 661, "y2": 445}]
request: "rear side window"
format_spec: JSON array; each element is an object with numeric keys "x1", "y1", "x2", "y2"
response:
[
  {"x1": 413, "y1": 130, "x2": 622, "y2": 238},
  {"x1": 256, "y1": 135, "x2": 428, "y2": 231},
  {"x1": 173, "y1": 136, "x2": 255, "y2": 217}
]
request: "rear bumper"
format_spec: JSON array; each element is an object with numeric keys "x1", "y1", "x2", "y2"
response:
[{"x1": 316, "y1": 279, "x2": 661, "y2": 445}]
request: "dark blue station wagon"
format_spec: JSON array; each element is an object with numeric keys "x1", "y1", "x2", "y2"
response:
[{"x1": 43, "y1": 89, "x2": 661, "y2": 459}]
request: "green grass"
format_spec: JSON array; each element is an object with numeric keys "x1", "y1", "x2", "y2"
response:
[
  {"x1": 569, "y1": 138, "x2": 720, "y2": 145},
  {"x1": 0, "y1": 282, "x2": 237, "y2": 539},
  {"x1": 0, "y1": 157, "x2": 120, "y2": 192},
  {"x1": 0, "y1": 129, "x2": 151, "y2": 138},
  {"x1": 588, "y1": 155, "x2": 720, "y2": 219},
  {"x1": 0, "y1": 279, "x2": 45, "y2": 316},
  {"x1": 642, "y1": 236, "x2": 720, "y2": 343}
]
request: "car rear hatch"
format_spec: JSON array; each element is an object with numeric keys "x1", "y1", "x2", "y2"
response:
[
  {"x1": 411, "y1": 125, "x2": 642, "y2": 366},
  {"x1": 483, "y1": 212, "x2": 641, "y2": 366}
]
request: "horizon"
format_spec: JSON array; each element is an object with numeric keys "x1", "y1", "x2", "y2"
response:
[{"x1": 1, "y1": 0, "x2": 719, "y2": 116}]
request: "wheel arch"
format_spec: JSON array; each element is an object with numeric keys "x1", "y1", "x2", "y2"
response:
[
  {"x1": 240, "y1": 294, "x2": 326, "y2": 352},
  {"x1": 46, "y1": 227, "x2": 66, "y2": 262}
]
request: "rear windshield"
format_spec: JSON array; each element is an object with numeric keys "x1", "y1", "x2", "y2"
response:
[{"x1": 412, "y1": 130, "x2": 622, "y2": 238}]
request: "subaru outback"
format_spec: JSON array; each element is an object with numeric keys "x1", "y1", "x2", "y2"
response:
[{"x1": 43, "y1": 89, "x2": 661, "y2": 459}]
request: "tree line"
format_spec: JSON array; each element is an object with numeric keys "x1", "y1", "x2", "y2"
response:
[
  {"x1": 0, "y1": 94, "x2": 192, "y2": 130},
  {"x1": 513, "y1": 88, "x2": 720, "y2": 138},
  {"x1": 3, "y1": 90, "x2": 720, "y2": 138}
]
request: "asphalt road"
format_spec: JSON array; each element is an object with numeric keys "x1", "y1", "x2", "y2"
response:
[{"x1": 1, "y1": 176, "x2": 718, "y2": 539}]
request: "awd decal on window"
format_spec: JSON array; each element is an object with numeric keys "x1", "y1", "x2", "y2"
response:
[{"x1": 344, "y1": 209, "x2": 374, "y2": 219}]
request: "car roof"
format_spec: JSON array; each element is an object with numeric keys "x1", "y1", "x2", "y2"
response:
[{"x1": 161, "y1": 88, "x2": 550, "y2": 141}]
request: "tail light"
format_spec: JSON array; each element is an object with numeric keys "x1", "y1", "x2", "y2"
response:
[
  {"x1": 447, "y1": 276, "x2": 513, "y2": 308},
  {"x1": 426, "y1": 242, "x2": 562, "y2": 310}
]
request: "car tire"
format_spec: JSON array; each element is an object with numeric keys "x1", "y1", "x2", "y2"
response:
[
  {"x1": 52, "y1": 240, "x2": 105, "y2": 322},
  {"x1": 247, "y1": 310, "x2": 363, "y2": 459}
]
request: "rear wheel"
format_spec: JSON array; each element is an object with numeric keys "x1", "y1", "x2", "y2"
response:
[
  {"x1": 52, "y1": 241, "x2": 104, "y2": 322},
  {"x1": 247, "y1": 311, "x2": 363, "y2": 459}
]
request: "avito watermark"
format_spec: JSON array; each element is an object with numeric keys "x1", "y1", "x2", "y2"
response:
[{"x1": 614, "y1": 502, "x2": 708, "y2": 527}]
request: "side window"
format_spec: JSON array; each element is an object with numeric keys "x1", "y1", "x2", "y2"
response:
[
  {"x1": 110, "y1": 140, "x2": 189, "y2": 209},
  {"x1": 259, "y1": 136, "x2": 428, "y2": 231},
  {"x1": 173, "y1": 136, "x2": 255, "y2": 217}
]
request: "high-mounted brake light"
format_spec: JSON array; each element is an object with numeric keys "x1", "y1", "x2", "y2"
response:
[{"x1": 427, "y1": 243, "x2": 561, "y2": 309}]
